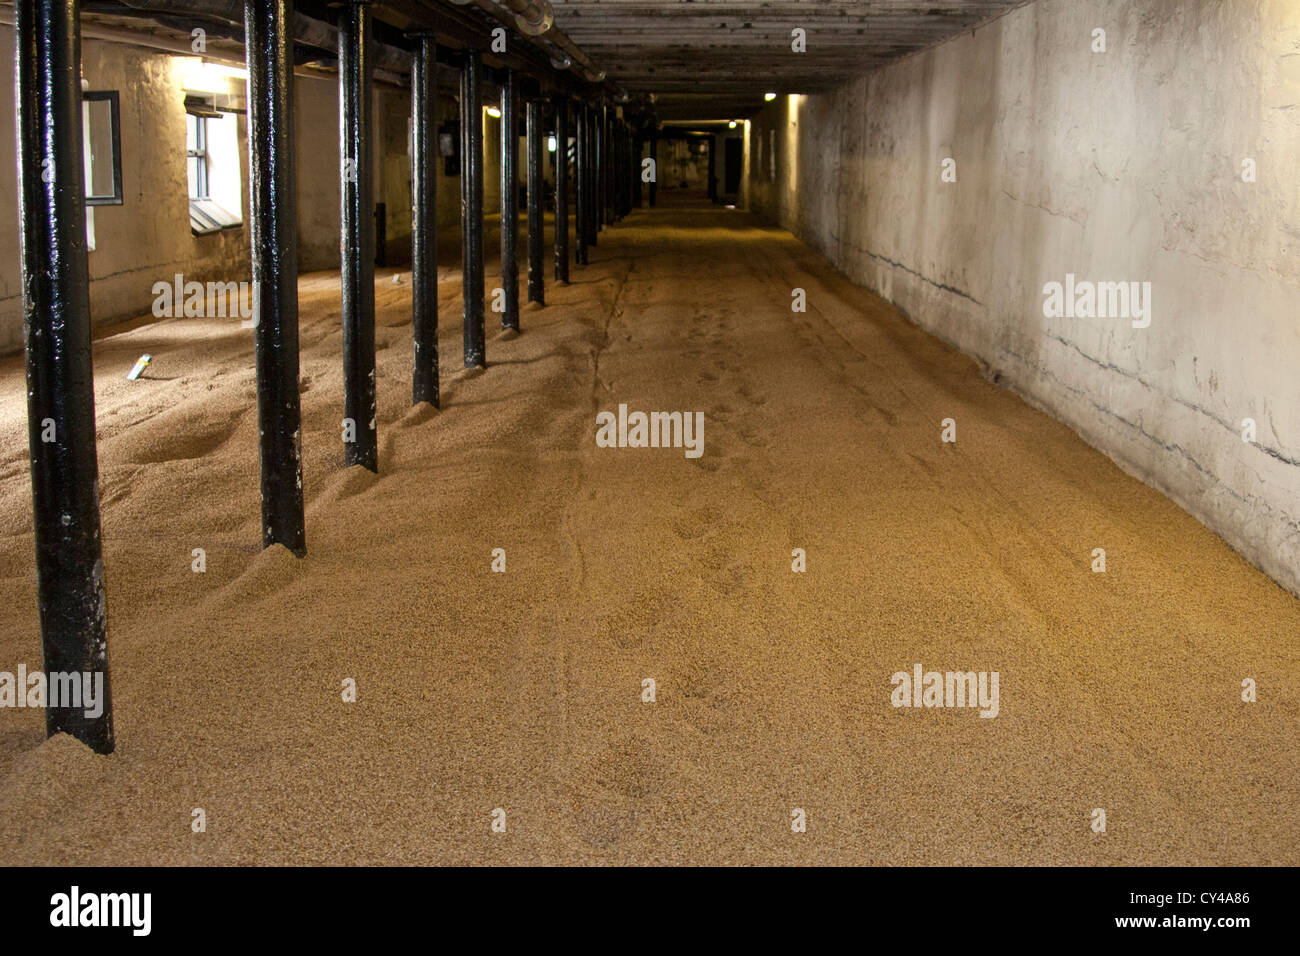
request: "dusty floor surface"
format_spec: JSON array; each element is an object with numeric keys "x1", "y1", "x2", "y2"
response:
[{"x1": 0, "y1": 197, "x2": 1297, "y2": 865}]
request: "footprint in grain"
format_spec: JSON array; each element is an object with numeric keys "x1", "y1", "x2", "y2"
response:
[
  {"x1": 600, "y1": 587, "x2": 673, "y2": 649},
  {"x1": 671, "y1": 505, "x2": 719, "y2": 540},
  {"x1": 570, "y1": 737, "x2": 657, "y2": 849}
]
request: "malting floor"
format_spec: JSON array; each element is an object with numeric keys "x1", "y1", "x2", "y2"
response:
[{"x1": 0, "y1": 198, "x2": 1296, "y2": 865}]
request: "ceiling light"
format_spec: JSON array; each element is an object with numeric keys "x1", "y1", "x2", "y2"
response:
[
  {"x1": 485, "y1": 105, "x2": 502, "y2": 118},
  {"x1": 728, "y1": 120, "x2": 737, "y2": 129},
  {"x1": 764, "y1": 92, "x2": 777, "y2": 101}
]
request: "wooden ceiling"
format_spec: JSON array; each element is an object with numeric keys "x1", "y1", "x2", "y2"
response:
[{"x1": 548, "y1": 1, "x2": 1028, "y2": 118}]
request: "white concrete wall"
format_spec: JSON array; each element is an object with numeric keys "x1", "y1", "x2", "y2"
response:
[{"x1": 749, "y1": 0, "x2": 1300, "y2": 596}]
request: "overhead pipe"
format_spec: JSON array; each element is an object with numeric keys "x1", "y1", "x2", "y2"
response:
[
  {"x1": 496, "y1": 0, "x2": 553, "y2": 36},
  {"x1": 119, "y1": 0, "x2": 243, "y2": 19},
  {"x1": 113, "y1": 1, "x2": 607, "y2": 96},
  {"x1": 372, "y1": 0, "x2": 576, "y2": 87},
  {"x1": 19, "y1": 14, "x2": 410, "y2": 87},
  {"x1": 15, "y1": 0, "x2": 116, "y2": 754},
  {"x1": 451, "y1": 0, "x2": 611, "y2": 88},
  {"x1": 110, "y1": 0, "x2": 414, "y2": 74}
]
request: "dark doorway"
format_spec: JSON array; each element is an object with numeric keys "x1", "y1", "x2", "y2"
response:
[{"x1": 723, "y1": 138, "x2": 742, "y2": 195}]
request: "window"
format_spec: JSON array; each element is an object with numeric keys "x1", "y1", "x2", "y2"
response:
[
  {"x1": 83, "y1": 91, "x2": 122, "y2": 205},
  {"x1": 185, "y1": 95, "x2": 242, "y2": 235},
  {"x1": 186, "y1": 112, "x2": 209, "y2": 199}
]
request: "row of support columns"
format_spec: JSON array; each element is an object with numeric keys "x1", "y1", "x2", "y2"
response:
[{"x1": 13, "y1": 0, "x2": 655, "y2": 752}]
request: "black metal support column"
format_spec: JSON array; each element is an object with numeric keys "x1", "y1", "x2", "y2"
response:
[
  {"x1": 708, "y1": 133, "x2": 717, "y2": 202},
  {"x1": 16, "y1": 0, "x2": 114, "y2": 753},
  {"x1": 626, "y1": 128, "x2": 633, "y2": 215},
  {"x1": 628, "y1": 129, "x2": 637, "y2": 213},
  {"x1": 460, "y1": 50, "x2": 485, "y2": 367},
  {"x1": 525, "y1": 96, "x2": 544, "y2": 306},
  {"x1": 553, "y1": 96, "x2": 569, "y2": 284},
  {"x1": 585, "y1": 106, "x2": 597, "y2": 247},
  {"x1": 608, "y1": 121, "x2": 616, "y2": 222},
  {"x1": 244, "y1": 0, "x2": 306, "y2": 557},
  {"x1": 411, "y1": 35, "x2": 438, "y2": 406},
  {"x1": 339, "y1": 0, "x2": 376, "y2": 470},
  {"x1": 575, "y1": 101, "x2": 588, "y2": 266},
  {"x1": 597, "y1": 105, "x2": 608, "y2": 229},
  {"x1": 607, "y1": 111, "x2": 618, "y2": 225},
  {"x1": 649, "y1": 132, "x2": 658, "y2": 207},
  {"x1": 616, "y1": 123, "x2": 626, "y2": 218},
  {"x1": 611, "y1": 125, "x2": 620, "y2": 219},
  {"x1": 499, "y1": 69, "x2": 519, "y2": 331},
  {"x1": 614, "y1": 123, "x2": 626, "y2": 219},
  {"x1": 623, "y1": 127, "x2": 632, "y2": 217},
  {"x1": 633, "y1": 136, "x2": 643, "y2": 210}
]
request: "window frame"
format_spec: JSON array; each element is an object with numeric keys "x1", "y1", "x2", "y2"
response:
[
  {"x1": 187, "y1": 112, "x2": 210, "y2": 201},
  {"x1": 184, "y1": 96, "x2": 241, "y2": 236},
  {"x1": 83, "y1": 90, "x2": 123, "y2": 206}
]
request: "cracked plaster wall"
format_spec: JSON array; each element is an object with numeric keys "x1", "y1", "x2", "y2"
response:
[{"x1": 747, "y1": 0, "x2": 1300, "y2": 596}]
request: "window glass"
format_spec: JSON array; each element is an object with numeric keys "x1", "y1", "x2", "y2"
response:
[{"x1": 186, "y1": 100, "x2": 242, "y2": 234}]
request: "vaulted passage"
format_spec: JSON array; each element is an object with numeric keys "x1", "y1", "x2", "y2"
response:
[{"x1": 0, "y1": 0, "x2": 1297, "y2": 872}]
